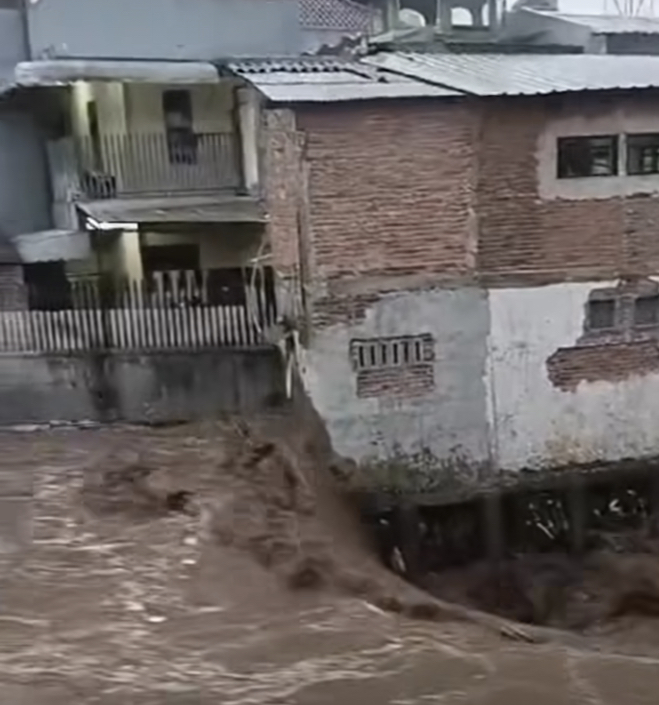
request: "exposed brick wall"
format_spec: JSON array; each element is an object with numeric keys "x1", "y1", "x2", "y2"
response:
[
  {"x1": 477, "y1": 93, "x2": 659, "y2": 282},
  {"x1": 262, "y1": 108, "x2": 310, "y2": 323},
  {"x1": 295, "y1": 100, "x2": 478, "y2": 282},
  {"x1": 264, "y1": 91, "x2": 659, "y2": 345},
  {"x1": 356, "y1": 364, "x2": 434, "y2": 399},
  {"x1": 547, "y1": 341, "x2": 659, "y2": 390},
  {"x1": 263, "y1": 109, "x2": 304, "y2": 277}
]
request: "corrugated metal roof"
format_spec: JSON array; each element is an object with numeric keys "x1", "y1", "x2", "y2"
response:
[
  {"x1": 77, "y1": 195, "x2": 266, "y2": 225},
  {"x1": 534, "y1": 11, "x2": 659, "y2": 35},
  {"x1": 225, "y1": 57, "x2": 460, "y2": 102},
  {"x1": 364, "y1": 52, "x2": 659, "y2": 96}
]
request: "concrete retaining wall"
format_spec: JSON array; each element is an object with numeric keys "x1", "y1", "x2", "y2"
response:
[{"x1": 0, "y1": 349, "x2": 285, "y2": 425}]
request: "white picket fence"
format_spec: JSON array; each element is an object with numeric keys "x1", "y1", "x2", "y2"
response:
[{"x1": 0, "y1": 304, "x2": 271, "y2": 353}]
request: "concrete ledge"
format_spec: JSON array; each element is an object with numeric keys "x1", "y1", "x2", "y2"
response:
[{"x1": 0, "y1": 348, "x2": 285, "y2": 425}]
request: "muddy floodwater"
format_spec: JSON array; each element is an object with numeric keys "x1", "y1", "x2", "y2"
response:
[{"x1": 2, "y1": 424, "x2": 659, "y2": 704}]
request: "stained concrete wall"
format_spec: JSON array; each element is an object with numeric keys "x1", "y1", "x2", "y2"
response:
[
  {"x1": 0, "y1": 11, "x2": 51, "y2": 238},
  {"x1": 26, "y1": 0, "x2": 302, "y2": 60},
  {"x1": 486, "y1": 281, "x2": 659, "y2": 473},
  {"x1": 0, "y1": 349, "x2": 284, "y2": 425},
  {"x1": 0, "y1": 7, "x2": 27, "y2": 80},
  {"x1": 301, "y1": 280, "x2": 659, "y2": 492},
  {"x1": 302, "y1": 288, "x2": 491, "y2": 492},
  {"x1": 0, "y1": 111, "x2": 52, "y2": 238}
]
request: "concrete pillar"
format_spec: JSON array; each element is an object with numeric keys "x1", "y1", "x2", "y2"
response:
[
  {"x1": 568, "y1": 478, "x2": 587, "y2": 555},
  {"x1": 118, "y1": 230, "x2": 143, "y2": 282},
  {"x1": 438, "y1": 0, "x2": 452, "y2": 31},
  {"x1": 237, "y1": 86, "x2": 260, "y2": 195},
  {"x1": 384, "y1": 0, "x2": 400, "y2": 30},
  {"x1": 469, "y1": 7, "x2": 484, "y2": 27},
  {"x1": 487, "y1": 0, "x2": 498, "y2": 30}
]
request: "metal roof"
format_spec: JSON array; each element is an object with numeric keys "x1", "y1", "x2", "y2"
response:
[
  {"x1": 225, "y1": 57, "x2": 460, "y2": 102},
  {"x1": 77, "y1": 195, "x2": 266, "y2": 226},
  {"x1": 532, "y1": 10, "x2": 659, "y2": 35},
  {"x1": 364, "y1": 51, "x2": 659, "y2": 97}
]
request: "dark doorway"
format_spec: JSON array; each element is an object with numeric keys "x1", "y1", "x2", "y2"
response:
[{"x1": 162, "y1": 89, "x2": 197, "y2": 164}]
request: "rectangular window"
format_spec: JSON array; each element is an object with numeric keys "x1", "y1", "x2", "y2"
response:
[
  {"x1": 350, "y1": 334, "x2": 434, "y2": 371},
  {"x1": 634, "y1": 294, "x2": 659, "y2": 327},
  {"x1": 162, "y1": 89, "x2": 197, "y2": 165},
  {"x1": 627, "y1": 133, "x2": 659, "y2": 175},
  {"x1": 587, "y1": 299, "x2": 616, "y2": 331},
  {"x1": 557, "y1": 136, "x2": 618, "y2": 178}
]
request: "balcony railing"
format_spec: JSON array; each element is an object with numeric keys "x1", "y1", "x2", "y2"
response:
[{"x1": 48, "y1": 132, "x2": 243, "y2": 201}]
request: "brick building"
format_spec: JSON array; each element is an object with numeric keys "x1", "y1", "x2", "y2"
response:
[{"x1": 230, "y1": 52, "x2": 659, "y2": 495}]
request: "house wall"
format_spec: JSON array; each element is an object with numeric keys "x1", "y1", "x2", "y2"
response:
[
  {"x1": 71, "y1": 81, "x2": 128, "y2": 136},
  {"x1": 26, "y1": 0, "x2": 302, "y2": 61},
  {"x1": 478, "y1": 93, "x2": 659, "y2": 282},
  {"x1": 302, "y1": 288, "x2": 491, "y2": 491},
  {"x1": 607, "y1": 34, "x2": 659, "y2": 55},
  {"x1": 486, "y1": 280, "x2": 659, "y2": 473},
  {"x1": 264, "y1": 92, "x2": 659, "y2": 494},
  {"x1": 264, "y1": 101, "x2": 487, "y2": 492},
  {"x1": 71, "y1": 82, "x2": 235, "y2": 137},
  {"x1": 0, "y1": 110, "x2": 52, "y2": 239},
  {"x1": 0, "y1": 7, "x2": 27, "y2": 81},
  {"x1": 124, "y1": 83, "x2": 235, "y2": 135},
  {"x1": 296, "y1": 101, "x2": 478, "y2": 284},
  {"x1": 480, "y1": 92, "x2": 659, "y2": 474}
]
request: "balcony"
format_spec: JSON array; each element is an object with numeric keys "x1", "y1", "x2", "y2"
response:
[{"x1": 48, "y1": 132, "x2": 243, "y2": 202}]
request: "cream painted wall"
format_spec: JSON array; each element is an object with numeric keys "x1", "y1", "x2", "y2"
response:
[
  {"x1": 124, "y1": 83, "x2": 235, "y2": 135},
  {"x1": 142, "y1": 228, "x2": 261, "y2": 268},
  {"x1": 115, "y1": 231, "x2": 143, "y2": 280},
  {"x1": 70, "y1": 82, "x2": 234, "y2": 138},
  {"x1": 486, "y1": 281, "x2": 659, "y2": 473},
  {"x1": 70, "y1": 81, "x2": 128, "y2": 137},
  {"x1": 71, "y1": 81, "x2": 93, "y2": 136}
]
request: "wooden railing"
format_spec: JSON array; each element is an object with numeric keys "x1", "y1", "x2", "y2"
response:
[
  {"x1": 48, "y1": 132, "x2": 242, "y2": 200},
  {"x1": 0, "y1": 271, "x2": 277, "y2": 353}
]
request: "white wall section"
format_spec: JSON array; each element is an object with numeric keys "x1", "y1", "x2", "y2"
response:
[{"x1": 487, "y1": 282, "x2": 659, "y2": 472}]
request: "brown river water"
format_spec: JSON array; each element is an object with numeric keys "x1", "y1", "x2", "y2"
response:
[{"x1": 1, "y1": 422, "x2": 659, "y2": 704}]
